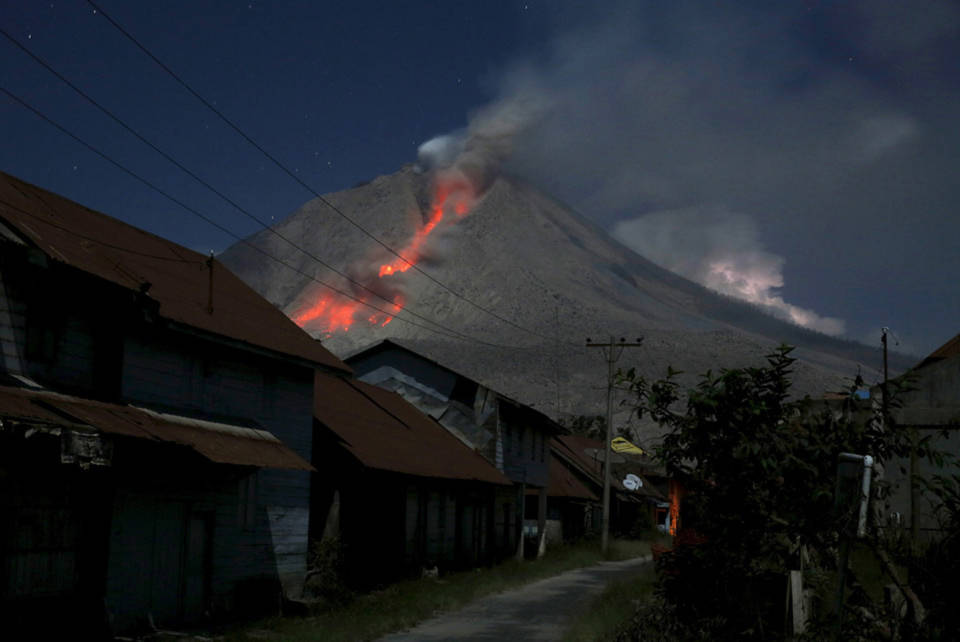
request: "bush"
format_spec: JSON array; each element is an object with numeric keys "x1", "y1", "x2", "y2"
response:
[
  {"x1": 619, "y1": 346, "x2": 919, "y2": 639},
  {"x1": 627, "y1": 510, "x2": 654, "y2": 539},
  {"x1": 304, "y1": 537, "x2": 352, "y2": 608}
]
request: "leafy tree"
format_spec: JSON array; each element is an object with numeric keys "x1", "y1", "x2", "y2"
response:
[
  {"x1": 559, "y1": 413, "x2": 607, "y2": 440},
  {"x1": 618, "y1": 345, "x2": 928, "y2": 639}
]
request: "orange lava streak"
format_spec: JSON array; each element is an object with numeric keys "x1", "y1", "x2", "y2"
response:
[
  {"x1": 378, "y1": 204, "x2": 444, "y2": 277},
  {"x1": 293, "y1": 295, "x2": 364, "y2": 334},
  {"x1": 668, "y1": 480, "x2": 682, "y2": 537},
  {"x1": 292, "y1": 173, "x2": 475, "y2": 335}
]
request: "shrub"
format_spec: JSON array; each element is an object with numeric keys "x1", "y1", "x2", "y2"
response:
[{"x1": 304, "y1": 537, "x2": 352, "y2": 608}]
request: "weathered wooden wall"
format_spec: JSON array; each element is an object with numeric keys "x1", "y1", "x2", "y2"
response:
[
  {"x1": 120, "y1": 330, "x2": 316, "y2": 602},
  {"x1": 1, "y1": 254, "x2": 318, "y2": 629}
]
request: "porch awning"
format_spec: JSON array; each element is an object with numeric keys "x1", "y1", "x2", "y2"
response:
[{"x1": 0, "y1": 385, "x2": 313, "y2": 471}]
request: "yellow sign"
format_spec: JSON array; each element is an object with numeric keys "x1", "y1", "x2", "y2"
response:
[{"x1": 611, "y1": 437, "x2": 644, "y2": 455}]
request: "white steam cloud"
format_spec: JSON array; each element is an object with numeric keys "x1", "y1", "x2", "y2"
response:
[
  {"x1": 613, "y1": 209, "x2": 846, "y2": 336},
  {"x1": 413, "y1": 1, "x2": 960, "y2": 343},
  {"x1": 414, "y1": 4, "x2": 871, "y2": 337},
  {"x1": 418, "y1": 87, "x2": 549, "y2": 197}
]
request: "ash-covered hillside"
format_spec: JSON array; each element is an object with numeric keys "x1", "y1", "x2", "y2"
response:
[{"x1": 221, "y1": 165, "x2": 908, "y2": 444}]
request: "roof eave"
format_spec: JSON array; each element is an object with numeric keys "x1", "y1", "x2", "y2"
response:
[{"x1": 167, "y1": 320, "x2": 351, "y2": 375}]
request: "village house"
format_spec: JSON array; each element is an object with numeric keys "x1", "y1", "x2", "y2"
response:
[
  {"x1": 877, "y1": 332, "x2": 960, "y2": 540},
  {"x1": 0, "y1": 171, "x2": 351, "y2": 635},
  {"x1": 525, "y1": 449, "x2": 599, "y2": 545},
  {"x1": 344, "y1": 340, "x2": 558, "y2": 559},
  {"x1": 311, "y1": 373, "x2": 511, "y2": 587},
  {"x1": 547, "y1": 434, "x2": 667, "y2": 539}
]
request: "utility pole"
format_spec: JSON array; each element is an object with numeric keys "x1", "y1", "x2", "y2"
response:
[
  {"x1": 555, "y1": 306, "x2": 562, "y2": 417},
  {"x1": 883, "y1": 327, "x2": 917, "y2": 544},
  {"x1": 586, "y1": 335, "x2": 643, "y2": 555}
]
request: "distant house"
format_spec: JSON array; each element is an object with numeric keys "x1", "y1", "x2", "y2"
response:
[
  {"x1": 877, "y1": 332, "x2": 960, "y2": 540},
  {"x1": 525, "y1": 450, "x2": 599, "y2": 545},
  {"x1": 549, "y1": 434, "x2": 667, "y2": 537},
  {"x1": 311, "y1": 373, "x2": 511, "y2": 586},
  {"x1": 0, "y1": 171, "x2": 351, "y2": 635},
  {"x1": 344, "y1": 340, "x2": 559, "y2": 559}
]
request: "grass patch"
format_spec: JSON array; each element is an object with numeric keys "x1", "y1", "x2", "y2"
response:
[
  {"x1": 218, "y1": 537, "x2": 652, "y2": 641},
  {"x1": 605, "y1": 536, "x2": 660, "y2": 561},
  {"x1": 562, "y1": 563, "x2": 657, "y2": 642}
]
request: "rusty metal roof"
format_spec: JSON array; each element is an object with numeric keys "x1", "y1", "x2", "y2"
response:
[
  {"x1": 526, "y1": 453, "x2": 599, "y2": 501},
  {"x1": 0, "y1": 385, "x2": 313, "y2": 470},
  {"x1": 314, "y1": 373, "x2": 511, "y2": 485},
  {"x1": 0, "y1": 171, "x2": 348, "y2": 374},
  {"x1": 917, "y1": 332, "x2": 960, "y2": 369},
  {"x1": 552, "y1": 434, "x2": 666, "y2": 501}
]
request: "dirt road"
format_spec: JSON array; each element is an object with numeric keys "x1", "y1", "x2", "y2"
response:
[{"x1": 377, "y1": 555, "x2": 652, "y2": 641}]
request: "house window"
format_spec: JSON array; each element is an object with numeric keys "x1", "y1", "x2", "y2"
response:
[
  {"x1": 503, "y1": 502, "x2": 512, "y2": 547},
  {"x1": 505, "y1": 424, "x2": 512, "y2": 454},
  {"x1": 25, "y1": 303, "x2": 59, "y2": 364},
  {"x1": 238, "y1": 472, "x2": 258, "y2": 530}
]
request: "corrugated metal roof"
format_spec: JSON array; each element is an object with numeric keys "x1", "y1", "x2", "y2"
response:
[
  {"x1": 314, "y1": 373, "x2": 511, "y2": 485},
  {"x1": 526, "y1": 453, "x2": 599, "y2": 501},
  {"x1": 346, "y1": 339, "x2": 561, "y2": 434},
  {"x1": 0, "y1": 171, "x2": 349, "y2": 374},
  {"x1": 917, "y1": 332, "x2": 960, "y2": 369},
  {"x1": 552, "y1": 434, "x2": 666, "y2": 501},
  {"x1": 0, "y1": 385, "x2": 313, "y2": 470}
]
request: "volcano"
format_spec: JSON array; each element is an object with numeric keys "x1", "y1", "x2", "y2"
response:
[{"x1": 220, "y1": 165, "x2": 906, "y2": 442}]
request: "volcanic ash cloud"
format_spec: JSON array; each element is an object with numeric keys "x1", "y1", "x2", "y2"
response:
[{"x1": 613, "y1": 208, "x2": 846, "y2": 336}]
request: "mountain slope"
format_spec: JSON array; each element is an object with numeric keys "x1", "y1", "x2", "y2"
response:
[{"x1": 221, "y1": 166, "x2": 907, "y2": 442}]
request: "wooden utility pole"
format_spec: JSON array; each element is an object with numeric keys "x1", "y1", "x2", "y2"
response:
[
  {"x1": 206, "y1": 251, "x2": 215, "y2": 314},
  {"x1": 586, "y1": 335, "x2": 643, "y2": 555},
  {"x1": 883, "y1": 327, "x2": 918, "y2": 543}
]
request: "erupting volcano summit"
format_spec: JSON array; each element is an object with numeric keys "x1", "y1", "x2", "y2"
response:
[
  {"x1": 220, "y1": 165, "x2": 904, "y2": 432},
  {"x1": 290, "y1": 168, "x2": 477, "y2": 336}
]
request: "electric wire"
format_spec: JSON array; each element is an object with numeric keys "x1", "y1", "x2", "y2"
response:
[
  {"x1": 84, "y1": 0, "x2": 575, "y2": 347},
  {"x1": 0, "y1": 197, "x2": 203, "y2": 263},
  {"x1": 0, "y1": 26, "x2": 501, "y2": 345},
  {"x1": 0, "y1": 85, "x2": 523, "y2": 348}
]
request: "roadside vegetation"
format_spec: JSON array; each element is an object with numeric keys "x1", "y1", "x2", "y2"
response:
[
  {"x1": 216, "y1": 537, "x2": 653, "y2": 642},
  {"x1": 609, "y1": 346, "x2": 960, "y2": 641},
  {"x1": 562, "y1": 562, "x2": 658, "y2": 642}
]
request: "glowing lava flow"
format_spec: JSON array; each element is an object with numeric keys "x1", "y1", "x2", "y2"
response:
[
  {"x1": 291, "y1": 173, "x2": 475, "y2": 335},
  {"x1": 668, "y1": 480, "x2": 682, "y2": 536}
]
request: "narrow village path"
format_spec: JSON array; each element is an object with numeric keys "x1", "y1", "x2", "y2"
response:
[{"x1": 376, "y1": 555, "x2": 652, "y2": 642}]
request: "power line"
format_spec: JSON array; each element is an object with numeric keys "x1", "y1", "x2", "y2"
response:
[
  {"x1": 0, "y1": 197, "x2": 202, "y2": 263},
  {"x1": 0, "y1": 26, "x2": 498, "y2": 345},
  {"x1": 84, "y1": 0, "x2": 573, "y2": 346},
  {"x1": 0, "y1": 85, "x2": 524, "y2": 348}
]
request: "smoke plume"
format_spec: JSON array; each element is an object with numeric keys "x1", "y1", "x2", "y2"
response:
[
  {"x1": 418, "y1": 85, "x2": 548, "y2": 199},
  {"x1": 612, "y1": 209, "x2": 846, "y2": 335},
  {"x1": 411, "y1": 1, "x2": 960, "y2": 342}
]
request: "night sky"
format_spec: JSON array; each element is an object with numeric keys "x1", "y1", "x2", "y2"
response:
[{"x1": 2, "y1": 1, "x2": 957, "y2": 357}]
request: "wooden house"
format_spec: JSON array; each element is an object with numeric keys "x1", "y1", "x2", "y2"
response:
[
  {"x1": 344, "y1": 340, "x2": 559, "y2": 559},
  {"x1": 875, "y1": 332, "x2": 960, "y2": 540},
  {"x1": 311, "y1": 373, "x2": 511, "y2": 587},
  {"x1": 0, "y1": 172, "x2": 351, "y2": 635},
  {"x1": 525, "y1": 451, "x2": 599, "y2": 545}
]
